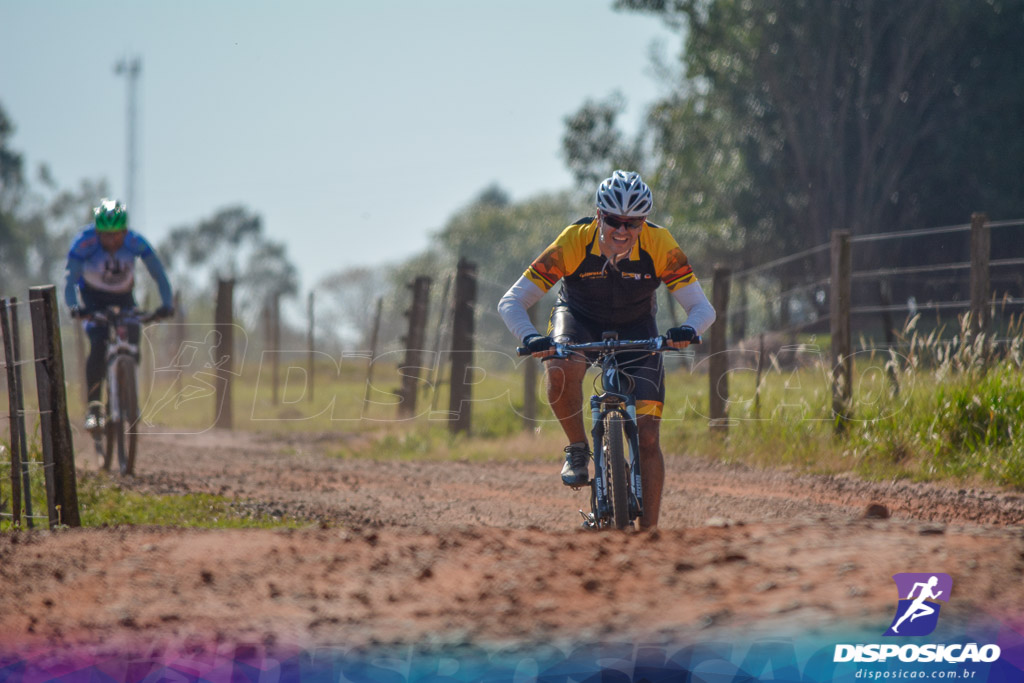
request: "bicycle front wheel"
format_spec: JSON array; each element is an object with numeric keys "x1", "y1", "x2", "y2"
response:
[
  {"x1": 115, "y1": 357, "x2": 140, "y2": 476},
  {"x1": 603, "y1": 413, "x2": 629, "y2": 530}
]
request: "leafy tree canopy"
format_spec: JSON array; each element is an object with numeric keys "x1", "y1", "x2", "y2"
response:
[{"x1": 563, "y1": 0, "x2": 1024, "y2": 273}]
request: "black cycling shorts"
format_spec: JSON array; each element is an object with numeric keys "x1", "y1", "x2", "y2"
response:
[{"x1": 546, "y1": 305, "x2": 665, "y2": 417}]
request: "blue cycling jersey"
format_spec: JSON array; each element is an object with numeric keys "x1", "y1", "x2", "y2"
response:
[{"x1": 63, "y1": 225, "x2": 173, "y2": 310}]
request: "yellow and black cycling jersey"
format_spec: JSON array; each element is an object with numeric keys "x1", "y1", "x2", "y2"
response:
[{"x1": 523, "y1": 217, "x2": 697, "y2": 326}]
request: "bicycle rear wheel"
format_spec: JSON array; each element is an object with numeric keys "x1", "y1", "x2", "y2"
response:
[
  {"x1": 115, "y1": 357, "x2": 140, "y2": 476},
  {"x1": 603, "y1": 413, "x2": 629, "y2": 530}
]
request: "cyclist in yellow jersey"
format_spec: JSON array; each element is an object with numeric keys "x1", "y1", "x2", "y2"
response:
[{"x1": 498, "y1": 170, "x2": 716, "y2": 529}]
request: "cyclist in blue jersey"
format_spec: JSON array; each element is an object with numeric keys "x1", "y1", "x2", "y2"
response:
[{"x1": 63, "y1": 199, "x2": 175, "y2": 433}]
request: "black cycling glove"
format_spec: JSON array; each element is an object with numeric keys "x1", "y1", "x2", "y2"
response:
[
  {"x1": 666, "y1": 325, "x2": 698, "y2": 343},
  {"x1": 69, "y1": 305, "x2": 89, "y2": 319},
  {"x1": 523, "y1": 334, "x2": 555, "y2": 354}
]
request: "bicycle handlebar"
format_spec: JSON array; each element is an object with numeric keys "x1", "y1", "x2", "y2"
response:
[{"x1": 516, "y1": 334, "x2": 701, "y2": 358}]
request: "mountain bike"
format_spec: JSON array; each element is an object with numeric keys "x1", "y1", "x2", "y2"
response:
[
  {"x1": 518, "y1": 331, "x2": 699, "y2": 530},
  {"x1": 87, "y1": 306, "x2": 163, "y2": 476}
]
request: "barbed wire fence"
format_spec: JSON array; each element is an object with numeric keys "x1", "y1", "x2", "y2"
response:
[
  {"x1": 726, "y1": 217, "x2": 1024, "y2": 345},
  {"x1": 712, "y1": 213, "x2": 1024, "y2": 432},
  {"x1": 1, "y1": 288, "x2": 81, "y2": 529},
  {"x1": 1, "y1": 297, "x2": 43, "y2": 529}
]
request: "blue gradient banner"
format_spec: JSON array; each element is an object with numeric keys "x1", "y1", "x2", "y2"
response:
[{"x1": 2, "y1": 620, "x2": 1023, "y2": 683}]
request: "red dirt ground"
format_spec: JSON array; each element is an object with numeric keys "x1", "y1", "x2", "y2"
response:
[{"x1": 1, "y1": 428, "x2": 1023, "y2": 656}]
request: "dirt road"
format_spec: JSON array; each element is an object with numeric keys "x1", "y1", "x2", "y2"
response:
[{"x1": 2, "y1": 428, "x2": 1023, "y2": 657}]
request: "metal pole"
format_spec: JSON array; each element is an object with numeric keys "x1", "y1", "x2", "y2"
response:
[{"x1": 114, "y1": 56, "x2": 141, "y2": 223}]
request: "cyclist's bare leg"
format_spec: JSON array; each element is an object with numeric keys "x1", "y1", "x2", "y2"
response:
[
  {"x1": 544, "y1": 357, "x2": 589, "y2": 444},
  {"x1": 637, "y1": 414, "x2": 664, "y2": 529}
]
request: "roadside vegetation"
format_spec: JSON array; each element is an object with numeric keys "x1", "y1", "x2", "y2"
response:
[
  {"x1": 0, "y1": 448, "x2": 305, "y2": 530},
  {"x1": 4, "y1": 313, "x2": 1021, "y2": 532},
  {"x1": 321, "y1": 313, "x2": 1024, "y2": 490},
  {"x1": 151, "y1": 314, "x2": 1024, "y2": 488}
]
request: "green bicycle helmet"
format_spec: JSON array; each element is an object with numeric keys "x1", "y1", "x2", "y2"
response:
[{"x1": 94, "y1": 198, "x2": 128, "y2": 231}]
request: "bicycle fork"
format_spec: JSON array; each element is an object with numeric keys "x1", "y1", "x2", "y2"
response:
[{"x1": 586, "y1": 397, "x2": 645, "y2": 527}]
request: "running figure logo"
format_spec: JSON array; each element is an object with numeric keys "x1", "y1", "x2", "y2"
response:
[{"x1": 883, "y1": 573, "x2": 953, "y2": 636}]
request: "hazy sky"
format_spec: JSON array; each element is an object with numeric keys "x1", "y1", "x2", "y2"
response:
[{"x1": 1, "y1": 1, "x2": 679, "y2": 292}]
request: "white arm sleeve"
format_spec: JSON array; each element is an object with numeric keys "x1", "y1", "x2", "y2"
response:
[
  {"x1": 498, "y1": 276, "x2": 546, "y2": 341},
  {"x1": 671, "y1": 281, "x2": 717, "y2": 335}
]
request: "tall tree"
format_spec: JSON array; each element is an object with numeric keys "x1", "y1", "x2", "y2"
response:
[
  {"x1": 1, "y1": 103, "x2": 111, "y2": 292},
  {"x1": 0, "y1": 102, "x2": 30, "y2": 291},
  {"x1": 159, "y1": 205, "x2": 298, "y2": 325},
  {"x1": 315, "y1": 266, "x2": 389, "y2": 350},
  {"x1": 600, "y1": 0, "x2": 1024, "y2": 270}
]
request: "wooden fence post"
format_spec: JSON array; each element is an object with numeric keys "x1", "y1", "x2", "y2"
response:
[
  {"x1": 2, "y1": 299, "x2": 27, "y2": 528},
  {"x1": 5, "y1": 298, "x2": 32, "y2": 527},
  {"x1": 307, "y1": 291, "x2": 315, "y2": 403},
  {"x1": 28, "y1": 285, "x2": 80, "y2": 528},
  {"x1": 708, "y1": 267, "x2": 731, "y2": 433},
  {"x1": 830, "y1": 230, "x2": 853, "y2": 432},
  {"x1": 448, "y1": 259, "x2": 477, "y2": 435},
  {"x1": 398, "y1": 276, "x2": 432, "y2": 418},
  {"x1": 429, "y1": 274, "x2": 453, "y2": 414},
  {"x1": 272, "y1": 293, "x2": 281, "y2": 403},
  {"x1": 362, "y1": 296, "x2": 384, "y2": 410},
  {"x1": 969, "y1": 212, "x2": 991, "y2": 338},
  {"x1": 214, "y1": 278, "x2": 234, "y2": 430},
  {"x1": 754, "y1": 332, "x2": 765, "y2": 420},
  {"x1": 733, "y1": 277, "x2": 747, "y2": 343},
  {"x1": 266, "y1": 292, "x2": 281, "y2": 405}
]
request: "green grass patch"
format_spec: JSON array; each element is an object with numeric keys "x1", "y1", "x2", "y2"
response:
[
  {"x1": 1, "y1": 446, "x2": 303, "y2": 530},
  {"x1": 75, "y1": 473, "x2": 305, "y2": 528}
]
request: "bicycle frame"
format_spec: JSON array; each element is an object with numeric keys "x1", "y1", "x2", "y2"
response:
[
  {"x1": 519, "y1": 333, "x2": 693, "y2": 530},
  {"x1": 589, "y1": 348, "x2": 645, "y2": 527},
  {"x1": 101, "y1": 308, "x2": 141, "y2": 427},
  {"x1": 88, "y1": 306, "x2": 157, "y2": 474}
]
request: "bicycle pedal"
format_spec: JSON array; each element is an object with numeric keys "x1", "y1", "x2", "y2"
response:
[{"x1": 579, "y1": 510, "x2": 599, "y2": 530}]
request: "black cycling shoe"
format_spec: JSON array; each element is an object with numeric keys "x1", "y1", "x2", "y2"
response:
[{"x1": 560, "y1": 443, "x2": 591, "y2": 487}]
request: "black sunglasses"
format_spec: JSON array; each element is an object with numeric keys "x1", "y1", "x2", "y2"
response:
[{"x1": 602, "y1": 214, "x2": 646, "y2": 230}]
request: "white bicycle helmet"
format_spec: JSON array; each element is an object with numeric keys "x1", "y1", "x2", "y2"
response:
[{"x1": 595, "y1": 170, "x2": 653, "y2": 217}]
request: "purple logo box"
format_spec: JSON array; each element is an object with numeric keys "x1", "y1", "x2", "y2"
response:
[{"x1": 883, "y1": 572, "x2": 953, "y2": 637}]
